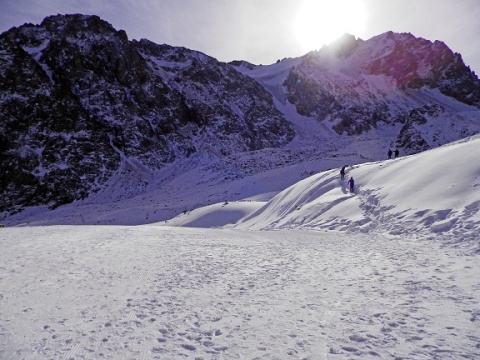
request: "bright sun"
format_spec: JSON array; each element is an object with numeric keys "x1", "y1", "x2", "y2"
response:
[{"x1": 295, "y1": 0, "x2": 366, "y2": 52}]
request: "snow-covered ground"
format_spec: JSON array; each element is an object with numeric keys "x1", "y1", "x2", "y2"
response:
[
  {"x1": 168, "y1": 134, "x2": 480, "y2": 246},
  {"x1": 1, "y1": 135, "x2": 480, "y2": 359},
  {"x1": 1, "y1": 226, "x2": 479, "y2": 359}
]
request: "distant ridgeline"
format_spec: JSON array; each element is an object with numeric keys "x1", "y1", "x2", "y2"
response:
[{"x1": 1, "y1": 14, "x2": 480, "y2": 214}]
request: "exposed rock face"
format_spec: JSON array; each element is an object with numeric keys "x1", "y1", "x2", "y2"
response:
[
  {"x1": 364, "y1": 32, "x2": 480, "y2": 104},
  {"x1": 134, "y1": 39, "x2": 293, "y2": 155},
  {"x1": 280, "y1": 32, "x2": 480, "y2": 143},
  {"x1": 0, "y1": 14, "x2": 294, "y2": 212}
]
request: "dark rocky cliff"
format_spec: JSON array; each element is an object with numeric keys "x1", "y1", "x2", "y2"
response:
[{"x1": 0, "y1": 14, "x2": 294, "y2": 212}]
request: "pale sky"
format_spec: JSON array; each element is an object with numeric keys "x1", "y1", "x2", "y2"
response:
[{"x1": 1, "y1": 0, "x2": 480, "y2": 74}]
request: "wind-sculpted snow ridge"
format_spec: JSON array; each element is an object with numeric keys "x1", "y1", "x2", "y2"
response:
[
  {"x1": 167, "y1": 134, "x2": 480, "y2": 247},
  {"x1": 234, "y1": 134, "x2": 480, "y2": 243}
]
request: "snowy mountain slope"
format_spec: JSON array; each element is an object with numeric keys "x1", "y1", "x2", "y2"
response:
[
  {"x1": 167, "y1": 134, "x2": 480, "y2": 246},
  {"x1": 235, "y1": 33, "x2": 480, "y2": 154},
  {"x1": 0, "y1": 14, "x2": 294, "y2": 214},
  {"x1": 2, "y1": 147, "x2": 343, "y2": 226},
  {"x1": 2, "y1": 14, "x2": 480, "y2": 225},
  {"x1": 2, "y1": 19, "x2": 480, "y2": 358}
]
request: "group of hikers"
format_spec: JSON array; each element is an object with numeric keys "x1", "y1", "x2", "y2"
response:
[
  {"x1": 339, "y1": 148, "x2": 401, "y2": 193},
  {"x1": 387, "y1": 148, "x2": 399, "y2": 159}
]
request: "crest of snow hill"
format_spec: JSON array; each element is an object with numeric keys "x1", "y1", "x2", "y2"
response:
[{"x1": 1, "y1": 14, "x2": 480, "y2": 217}]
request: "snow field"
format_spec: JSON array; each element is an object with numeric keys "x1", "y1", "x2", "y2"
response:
[
  {"x1": 166, "y1": 136, "x2": 480, "y2": 249},
  {"x1": 1, "y1": 225, "x2": 479, "y2": 359}
]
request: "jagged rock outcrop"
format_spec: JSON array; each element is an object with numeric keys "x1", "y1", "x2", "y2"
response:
[
  {"x1": 134, "y1": 39, "x2": 293, "y2": 155},
  {"x1": 280, "y1": 32, "x2": 480, "y2": 141},
  {"x1": 364, "y1": 32, "x2": 480, "y2": 103}
]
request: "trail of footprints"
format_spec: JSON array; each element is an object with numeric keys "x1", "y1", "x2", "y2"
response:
[{"x1": 5, "y1": 231, "x2": 480, "y2": 359}]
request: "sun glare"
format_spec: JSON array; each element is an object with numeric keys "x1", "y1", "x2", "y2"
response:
[{"x1": 295, "y1": 0, "x2": 366, "y2": 53}]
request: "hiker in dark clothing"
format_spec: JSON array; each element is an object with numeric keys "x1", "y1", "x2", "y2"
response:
[
  {"x1": 394, "y1": 149, "x2": 399, "y2": 158},
  {"x1": 388, "y1": 149, "x2": 392, "y2": 159},
  {"x1": 348, "y1": 177, "x2": 355, "y2": 193},
  {"x1": 340, "y1": 165, "x2": 347, "y2": 180}
]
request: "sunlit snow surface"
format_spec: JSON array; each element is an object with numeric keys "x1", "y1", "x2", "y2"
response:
[
  {"x1": 1, "y1": 226, "x2": 479, "y2": 359},
  {"x1": 1, "y1": 136, "x2": 480, "y2": 359},
  {"x1": 170, "y1": 135, "x2": 480, "y2": 244}
]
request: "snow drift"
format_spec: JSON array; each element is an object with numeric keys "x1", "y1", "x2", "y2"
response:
[{"x1": 168, "y1": 135, "x2": 480, "y2": 245}]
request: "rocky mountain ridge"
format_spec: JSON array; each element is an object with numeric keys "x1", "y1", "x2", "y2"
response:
[
  {"x1": 0, "y1": 14, "x2": 293, "y2": 213},
  {"x1": 1, "y1": 14, "x2": 480, "y2": 220},
  {"x1": 237, "y1": 33, "x2": 480, "y2": 147}
]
